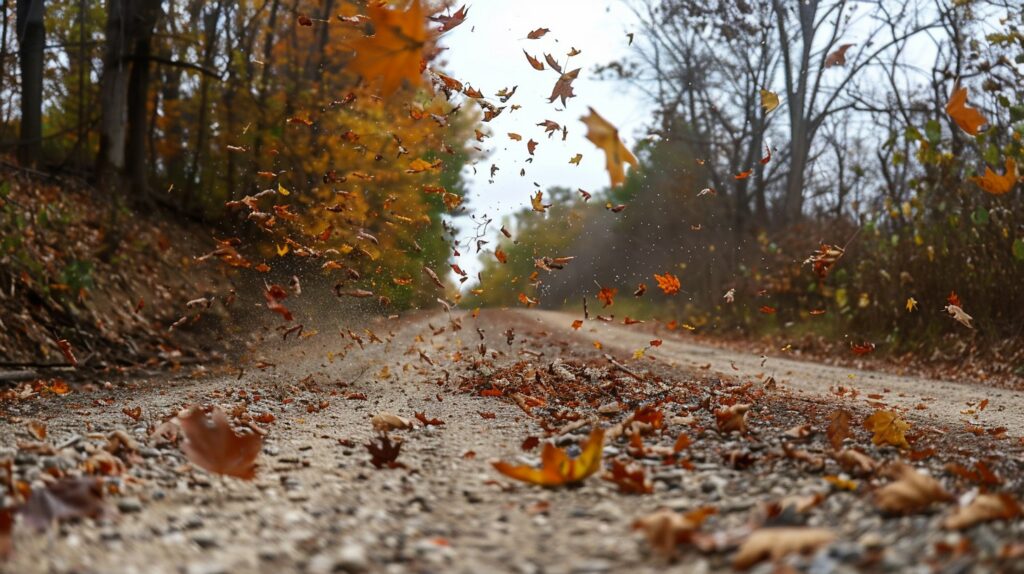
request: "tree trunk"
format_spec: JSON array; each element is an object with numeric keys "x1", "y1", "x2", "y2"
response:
[
  {"x1": 96, "y1": 0, "x2": 132, "y2": 190},
  {"x1": 16, "y1": 0, "x2": 45, "y2": 166},
  {"x1": 125, "y1": 0, "x2": 161, "y2": 198}
]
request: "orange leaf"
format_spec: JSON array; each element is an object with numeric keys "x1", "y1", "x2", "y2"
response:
[
  {"x1": 653, "y1": 272, "x2": 681, "y2": 295},
  {"x1": 178, "y1": 406, "x2": 263, "y2": 479},
  {"x1": 346, "y1": 1, "x2": 431, "y2": 95},
  {"x1": 946, "y1": 85, "x2": 988, "y2": 136},
  {"x1": 971, "y1": 157, "x2": 1018, "y2": 195},
  {"x1": 597, "y1": 286, "x2": 617, "y2": 308},
  {"x1": 863, "y1": 409, "x2": 910, "y2": 449},
  {"x1": 492, "y1": 427, "x2": 604, "y2": 487}
]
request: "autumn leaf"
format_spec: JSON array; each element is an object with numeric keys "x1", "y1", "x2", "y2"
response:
[
  {"x1": 597, "y1": 286, "x2": 617, "y2": 308},
  {"x1": 264, "y1": 284, "x2": 293, "y2": 321},
  {"x1": 803, "y1": 243, "x2": 845, "y2": 279},
  {"x1": 429, "y1": 5, "x2": 469, "y2": 32},
  {"x1": 56, "y1": 339, "x2": 78, "y2": 366},
  {"x1": 21, "y1": 477, "x2": 107, "y2": 531},
  {"x1": 715, "y1": 404, "x2": 750, "y2": 434},
  {"x1": 863, "y1": 409, "x2": 910, "y2": 449},
  {"x1": 633, "y1": 507, "x2": 716, "y2": 558},
  {"x1": 759, "y1": 89, "x2": 779, "y2": 112},
  {"x1": 346, "y1": 0, "x2": 432, "y2": 96},
  {"x1": 571, "y1": 319, "x2": 583, "y2": 330},
  {"x1": 526, "y1": 27, "x2": 550, "y2": 39},
  {"x1": 943, "y1": 493, "x2": 1021, "y2": 530},
  {"x1": 372, "y1": 411, "x2": 412, "y2": 432},
  {"x1": 549, "y1": 68, "x2": 580, "y2": 106},
  {"x1": 581, "y1": 107, "x2": 637, "y2": 187},
  {"x1": 492, "y1": 427, "x2": 604, "y2": 487},
  {"x1": 906, "y1": 297, "x2": 918, "y2": 312},
  {"x1": 733, "y1": 527, "x2": 837, "y2": 569},
  {"x1": 366, "y1": 435, "x2": 404, "y2": 469},
  {"x1": 530, "y1": 190, "x2": 550, "y2": 212},
  {"x1": 653, "y1": 272, "x2": 681, "y2": 295},
  {"x1": 945, "y1": 304, "x2": 973, "y2": 329},
  {"x1": 971, "y1": 157, "x2": 1019, "y2": 195},
  {"x1": 824, "y1": 43, "x2": 855, "y2": 68},
  {"x1": 494, "y1": 247, "x2": 507, "y2": 263},
  {"x1": 178, "y1": 406, "x2": 263, "y2": 479},
  {"x1": 875, "y1": 462, "x2": 952, "y2": 514},
  {"x1": 603, "y1": 459, "x2": 653, "y2": 494},
  {"x1": 569, "y1": 153, "x2": 582, "y2": 165},
  {"x1": 945, "y1": 85, "x2": 988, "y2": 136},
  {"x1": 523, "y1": 50, "x2": 545, "y2": 71}
]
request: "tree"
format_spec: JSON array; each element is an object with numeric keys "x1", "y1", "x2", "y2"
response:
[{"x1": 16, "y1": 0, "x2": 44, "y2": 166}]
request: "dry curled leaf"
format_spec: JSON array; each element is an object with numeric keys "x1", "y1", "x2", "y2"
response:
[
  {"x1": 943, "y1": 493, "x2": 1021, "y2": 530},
  {"x1": 178, "y1": 406, "x2": 263, "y2": 479},
  {"x1": 492, "y1": 427, "x2": 604, "y2": 487},
  {"x1": 824, "y1": 43, "x2": 854, "y2": 68},
  {"x1": 715, "y1": 404, "x2": 750, "y2": 435},
  {"x1": 875, "y1": 462, "x2": 953, "y2": 514},
  {"x1": 21, "y1": 477, "x2": 107, "y2": 531},
  {"x1": 826, "y1": 409, "x2": 852, "y2": 450},
  {"x1": 733, "y1": 527, "x2": 836, "y2": 569},
  {"x1": 372, "y1": 411, "x2": 413, "y2": 432}
]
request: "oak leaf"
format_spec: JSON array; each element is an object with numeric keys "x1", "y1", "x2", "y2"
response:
[
  {"x1": 581, "y1": 107, "x2": 637, "y2": 187},
  {"x1": 492, "y1": 427, "x2": 604, "y2": 487},
  {"x1": 549, "y1": 68, "x2": 580, "y2": 106}
]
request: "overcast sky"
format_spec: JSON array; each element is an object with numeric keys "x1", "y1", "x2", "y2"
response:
[{"x1": 439, "y1": 1, "x2": 651, "y2": 285}]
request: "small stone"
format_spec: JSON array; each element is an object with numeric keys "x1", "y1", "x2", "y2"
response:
[
  {"x1": 192, "y1": 533, "x2": 219, "y2": 549},
  {"x1": 306, "y1": 543, "x2": 368, "y2": 573},
  {"x1": 117, "y1": 497, "x2": 144, "y2": 513}
]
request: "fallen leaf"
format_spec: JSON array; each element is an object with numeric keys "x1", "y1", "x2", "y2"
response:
[
  {"x1": 21, "y1": 477, "x2": 107, "y2": 531},
  {"x1": 715, "y1": 404, "x2": 750, "y2": 434},
  {"x1": 875, "y1": 462, "x2": 953, "y2": 514},
  {"x1": 733, "y1": 527, "x2": 836, "y2": 569},
  {"x1": 863, "y1": 409, "x2": 910, "y2": 449},
  {"x1": 633, "y1": 507, "x2": 716, "y2": 558},
  {"x1": 581, "y1": 108, "x2": 637, "y2": 187},
  {"x1": 372, "y1": 411, "x2": 413, "y2": 432},
  {"x1": 603, "y1": 459, "x2": 653, "y2": 494},
  {"x1": 944, "y1": 493, "x2": 1021, "y2": 530},
  {"x1": 366, "y1": 435, "x2": 404, "y2": 469},
  {"x1": 492, "y1": 427, "x2": 604, "y2": 487},
  {"x1": 826, "y1": 409, "x2": 852, "y2": 450},
  {"x1": 177, "y1": 406, "x2": 263, "y2": 479}
]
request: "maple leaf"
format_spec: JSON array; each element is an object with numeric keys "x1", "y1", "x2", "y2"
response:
[
  {"x1": 633, "y1": 507, "x2": 716, "y2": 558},
  {"x1": 177, "y1": 406, "x2": 263, "y2": 479},
  {"x1": 906, "y1": 297, "x2": 918, "y2": 312},
  {"x1": 971, "y1": 157, "x2": 1019, "y2": 195},
  {"x1": 733, "y1": 527, "x2": 837, "y2": 569},
  {"x1": 875, "y1": 462, "x2": 952, "y2": 514},
  {"x1": 549, "y1": 68, "x2": 580, "y2": 107},
  {"x1": 597, "y1": 286, "x2": 617, "y2": 308},
  {"x1": 429, "y1": 5, "x2": 469, "y2": 32},
  {"x1": 863, "y1": 409, "x2": 910, "y2": 449},
  {"x1": 653, "y1": 272, "x2": 681, "y2": 295},
  {"x1": 944, "y1": 493, "x2": 1021, "y2": 530},
  {"x1": 530, "y1": 190, "x2": 550, "y2": 212},
  {"x1": 945, "y1": 85, "x2": 988, "y2": 136},
  {"x1": 826, "y1": 409, "x2": 852, "y2": 450},
  {"x1": 492, "y1": 428, "x2": 604, "y2": 487},
  {"x1": 759, "y1": 89, "x2": 779, "y2": 112},
  {"x1": 366, "y1": 435, "x2": 404, "y2": 469},
  {"x1": 824, "y1": 43, "x2": 855, "y2": 67},
  {"x1": 581, "y1": 108, "x2": 637, "y2": 187},
  {"x1": 346, "y1": 0, "x2": 432, "y2": 96}
]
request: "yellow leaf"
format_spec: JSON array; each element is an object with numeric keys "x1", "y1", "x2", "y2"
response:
[
  {"x1": 863, "y1": 410, "x2": 910, "y2": 449},
  {"x1": 906, "y1": 297, "x2": 918, "y2": 312},
  {"x1": 277, "y1": 183, "x2": 290, "y2": 196},
  {"x1": 759, "y1": 89, "x2": 779, "y2": 112},
  {"x1": 492, "y1": 428, "x2": 604, "y2": 487},
  {"x1": 569, "y1": 153, "x2": 582, "y2": 165},
  {"x1": 581, "y1": 107, "x2": 637, "y2": 187}
]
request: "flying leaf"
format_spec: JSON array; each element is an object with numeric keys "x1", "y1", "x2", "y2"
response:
[
  {"x1": 826, "y1": 409, "x2": 852, "y2": 450},
  {"x1": 526, "y1": 27, "x2": 550, "y2": 39},
  {"x1": 597, "y1": 286, "x2": 617, "y2": 308},
  {"x1": 971, "y1": 157, "x2": 1018, "y2": 195},
  {"x1": 824, "y1": 43, "x2": 855, "y2": 68},
  {"x1": 863, "y1": 409, "x2": 910, "y2": 449},
  {"x1": 429, "y1": 5, "x2": 469, "y2": 32},
  {"x1": 177, "y1": 406, "x2": 263, "y2": 479},
  {"x1": 943, "y1": 493, "x2": 1021, "y2": 530},
  {"x1": 346, "y1": 0, "x2": 432, "y2": 95},
  {"x1": 803, "y1": 243, "x2": 845, "y2": 279},
  {"x1": 523, "y1": 50, "x2": 545, "y2": 71},
  {"x1": 906, "y1": 297, "x2": 918, "y2": 312},
  {"x1": 549, "y1": 68, "x2": 580, "y2": 106},
  {"x1": 530, "y1": 190, "x2": 550, "y2": 212},
  {"x1": 492, "y1": 427, "x2": 604, "y2": 487},
  {"x1": 569, "y1": 153, "x2": 582, "y2": 165},
  {"x1": 653, "y1": 272, "x2": 681, "y2": 295},
  {"x1": 715, "y1": 404, "x2": 750, "y2": 434},
  {"x1": 875, "y1": 462, "x2": 952, "y2": 514},
  {"x1": 946, "y1": 85, "x2": 988, "y2": 136},
  {"x1": 581, "y1": 107, "x2": 637, "y2": 187},
  {"x1": 733, "y1": 527, "x2": 837, "y2": 569},
  {"x1": 366, "y1": 435, "x2": 404, "y2": 469},
  {"x1": 760, "y1": 89, "x2": 779, "y2": 112},
  {"x1": 945, "y1": 304, "x2": 973, "y2": 329}
]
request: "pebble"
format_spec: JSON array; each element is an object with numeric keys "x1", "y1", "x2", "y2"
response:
[
  {"x1": 192, "y1": 533, "x2": 220, "y2": 549},
  {"x1": 118, "y1": 497, "x2": 144, "y2": 513},
  {"x1": 307, "y1": 543, "x2": 369, "y2": 573}
]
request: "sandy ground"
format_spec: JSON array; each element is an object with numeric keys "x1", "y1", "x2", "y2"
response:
[{"x1": 1, "y1": 309, "x2": 1021, "y2": 574}]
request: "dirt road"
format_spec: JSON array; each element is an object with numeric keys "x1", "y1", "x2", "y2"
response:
[{"x1": 2, "y1": 309, "x2": 1021, "y2": 574}]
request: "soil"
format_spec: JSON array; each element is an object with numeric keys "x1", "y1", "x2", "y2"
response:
[{"x1": 1, "y1": 309, "x2": 1022, "y2": 574}]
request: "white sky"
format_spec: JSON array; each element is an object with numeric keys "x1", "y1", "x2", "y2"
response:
[{"x1": 439, "y1": 1, "x2": 651, "y2": 284}]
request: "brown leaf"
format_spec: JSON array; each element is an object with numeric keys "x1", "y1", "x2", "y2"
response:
[
  {"x1": 824, "y1": 43, "x2": 855, "y2": 67},
  {"x1": 733, "y1": 527, "x2": 836, "y2": 569},
  {"x1": 177, "y1": 406, "x2": 263, "y2": 479},
  {"x1": 346, "y1": 0, "x2": 432, "y2": 95},
  {"x1": 863, "y1": 409, "x2": 910, "y2": 449},
  {"x1": 549, "y1": 68, "x2": 580, "y2": 107},
  {"x1": 366, "y1": 435, "x2": 404, "y2": 469},
  {"x1": 603, "y1": 459, "x2": 652, "y2": 494},
  {"x1": 834, "y1": 448, "x2": 877, "y2": 476},
  {"x1": 523, "y1": 50, "x2": 545, "y2": 71},
  {"x1": 581, "y1": 107, "x2": 637, "y2": 187},
  {"x1": 944, "y1": 493, "x2": 1021, "y2": 530},
  {"x1": 715, "y1": 404, "x2": 750, "y2": 434},
  {"x1": 826, "y1": 409, "x2": 852, "y2": 450},
  {"x1": 21, "y1": 477, "x2": 107, "y2": 531},
  {"x1": 633, "y1": 507, "x2": 717, "y2": 558},
  {"x1": 373, "y1": 411, "x2": 413, "y2": 432},
  {"x1": 526, "y1": 27, "x2": 550, "y2": 39},
  {"x1": 875, "y1": 462, "x2": 953, "y2": 514}
]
